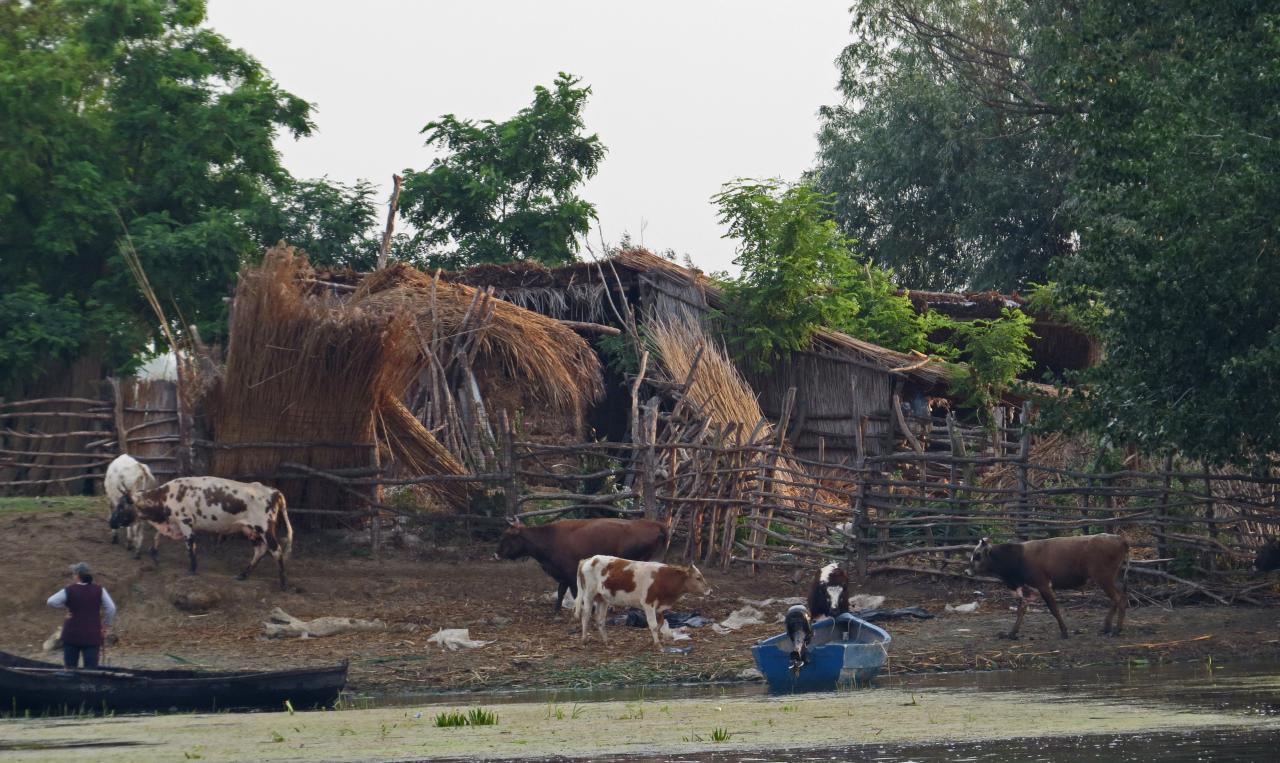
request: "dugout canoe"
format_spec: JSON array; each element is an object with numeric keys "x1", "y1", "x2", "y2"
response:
[
  {"x1": 0, "y1": 650, "x2": 347, "y2": 715},
  {"x1": 751, "y1": 613, "x2": 892, "y2": 693}
]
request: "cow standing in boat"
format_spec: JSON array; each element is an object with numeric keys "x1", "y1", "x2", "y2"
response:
[
  {"x1": 496, "y1": 518, "x2": 668, "y2": 612},
  {"x1": 109, "y1": 476, "x2": 294, "y2": 590},
  {"x1": 808, "y1": 562, "x2": 850, "y2": 619},
  {"x1": 968, "y1": 534, "x2": 1129, "y2": 639},
  {"x1": 575, "y1": 555, "x2": 710, "y2": 647},
  {"x1": 104, "y1": 454, "x2": 158, "y2": 555},
  {"x1": 784, "y1": 604, "x2": 813, "y2": 675}
]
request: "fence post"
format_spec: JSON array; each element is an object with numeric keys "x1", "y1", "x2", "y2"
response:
[
  {"x1": 854, "y1": 458, "x2": 870, "y2": 582},
  {"x1": 1157, "y1": 453, "x2": 1173, "y2": 565},
  {"x1": 1202, "y1": 460, "x2": 1217, "y2": 572},
  {"x1": 641, "y1": 399, "x2": 659, "y2": 520},
  {"x1": 108, "y1": 377, "x2": 128, "y2": 454},
  {"x1": 500, "y1": 411, "x2": 519, "y2": 518},
  {"x1": 1015, "y1": 401, "x2": 1032, "y2": 539}
]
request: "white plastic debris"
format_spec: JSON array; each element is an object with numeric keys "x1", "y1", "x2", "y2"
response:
[
  {"x1": 426, "y1": 628, "x2": 493, "y2": 651},
  {"x1": 540, "y1": 591, "x2": 576, "y2": 608},
  {"x1": 848, "y1": 594, "x2": 886, "y2": 610},
  {"x1": 661, "y1": 622, "x2": 692, "y2": 642},
  {"x1": 738, "y1": 596, "x2": 805, "y2": 608},
  {"x1": 945, "y1": 601, "x2": 980, "y2": 614},
  {"x1": 712, "y1": 606, "x2": 766, "y2": 634},
  {"x1": 41, "y1": 627, "x2": 62, "y2": 652},
  {"x1": 264, "y1": 608, "x2": 386, "y2": 639}
]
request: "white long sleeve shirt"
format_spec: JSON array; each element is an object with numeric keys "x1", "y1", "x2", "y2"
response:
[{"x1": 47, "y1": 583, "x2": 117, "y2": 626}]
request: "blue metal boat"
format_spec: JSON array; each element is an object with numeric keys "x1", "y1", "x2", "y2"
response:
[{"x1": 751, "y1": 613, "x2": 892, "y2": 693}]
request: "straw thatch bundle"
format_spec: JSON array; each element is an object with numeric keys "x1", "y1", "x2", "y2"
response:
[
  {"x1": 646, "y1": 316, "x2": 770, "y2": 438},
  {"x1": 352, "y1": 264, "x2": 602, "y2": 417},
  {"x1": 210, "y1": 245, "x2": 467, "y2": 515}
]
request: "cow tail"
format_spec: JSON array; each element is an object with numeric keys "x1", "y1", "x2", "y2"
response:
[
  {"x1": 572, "y1": 561, "x2": 586, "y2": 620},
  {"x1": 272, "y1": 492, "x2": 293, "y2": 558}
]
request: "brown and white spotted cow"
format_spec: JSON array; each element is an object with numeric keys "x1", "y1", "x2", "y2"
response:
[
  {"x1": 574, "y1": 554, "x2": 710, "y2": 648},
  {"x1": 110, "y1": 476, "x2": 294, "y2": 590}
]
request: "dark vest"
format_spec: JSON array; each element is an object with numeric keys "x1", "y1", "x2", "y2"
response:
[{"x1": 60, "y1": 583, "x2": 104, "y2": 647}]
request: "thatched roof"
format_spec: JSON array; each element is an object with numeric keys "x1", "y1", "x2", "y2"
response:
[
  {"x1": 350, "y1": 263, "x2": 602, "y2": 416},
  {"x1": 440, "y1": 248, "x2": 952, "y2": 389},
  {"x1": 906, "y1": 288, "x2": 1101, "y2": 373}
]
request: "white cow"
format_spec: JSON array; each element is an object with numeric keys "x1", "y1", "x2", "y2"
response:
[
  {"x1": 109, "y1": 476, "x2": 294, "y2": 590},
  {"x1": 104, "y1": 454, "x2": 157, "y2": 555}
]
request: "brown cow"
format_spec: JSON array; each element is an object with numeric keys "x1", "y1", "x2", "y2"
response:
[
  {"x1": 574, "y1": 554, "x2": 710, "y2": 647},
  {"x1": 495, "y1": 517, "x2": 668, "y2": 612},
  {"x1": 968, "y1": 533, "x2": 1129, "y2": 639}
]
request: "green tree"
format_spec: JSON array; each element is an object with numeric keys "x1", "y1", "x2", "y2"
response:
[
  {"x1": 0, "y1": 0, "x2": 312, "y2": 385},
  {"x1": 713, "y1": 179, "x2": 927, "y2": 367},
  {"x1": 813, "y1": 1, "x2": 1074, "y2": 291},
  {"x1": 253, "y1": 178, "x2": 382, "y2": 271},
  {"x1": 399, "y1": 73, "x2": 606, "y2": 269},
  {"x1": 1052, "y1": 2, "x2": 1280, "y2": 463}
]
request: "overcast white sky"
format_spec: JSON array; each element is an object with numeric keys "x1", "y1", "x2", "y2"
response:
[{"x1": 205, "y1": 1, "x2": 855, "y2": 274}]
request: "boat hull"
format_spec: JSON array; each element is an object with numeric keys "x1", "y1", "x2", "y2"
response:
[
  {"x1": 751, "y1": 614, "x2": 892, "y2": 693},
  {"x1": 0, "y1": 651, "x2": 347, "y2": 716}
]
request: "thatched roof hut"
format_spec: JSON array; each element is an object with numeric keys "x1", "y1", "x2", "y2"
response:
[
  {"x1": 444, "y1": 248, "x2": 951, "y2": 461},
  {"x1": 207, "y1": 246, "x2": 604, "y2": 518},
  {"x1": 906, "y1": 289, "x2": 1101, "y2": 378}
]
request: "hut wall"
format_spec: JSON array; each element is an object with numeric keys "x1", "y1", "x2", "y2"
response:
[
  {"x1": 745, "y1": 354, "x2": 895, "y2": 461},
  {"x1": 119, "y1": 379, "x2": 180, "y2": 484}
]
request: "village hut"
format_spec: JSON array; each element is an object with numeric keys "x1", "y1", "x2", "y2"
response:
[
  {"x1": 906, "y1": 289, "x2": 1101, "y2": 380},
  {"x1": 446, "y1": 248, "x2": 951, "y2": 462},
  {"x1": 205, "y1": 246, "x2": 603, "y2": 519}
]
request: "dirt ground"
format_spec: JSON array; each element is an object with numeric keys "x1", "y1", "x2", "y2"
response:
[{"x1": 3, "y1": 499, "x2": 1279, "y2": 694}]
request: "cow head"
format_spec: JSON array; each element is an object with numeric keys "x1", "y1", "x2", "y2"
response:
[
  {"x1": 683, "y1": 565, "x2": 711, "y2": 596},
  {"x1": 109, "y1": 493, "x2": 138, "y2": 529},
  {"x1": 1254, "y1": 539, "x2": 1280, "y2": 574},
  {"x1": 968, "y1": 538, "x2": 992, "y2": 576},
  {"x1": 495, "y1": 518, "x2": 528, "y2": 560}
]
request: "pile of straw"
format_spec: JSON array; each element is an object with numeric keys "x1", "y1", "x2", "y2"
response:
[
  {"x1": 646, "y1": 316, "x2": 770, "y2": 437},
  {"x1": 209, "y1": 245, "x2": 468, "y2": 514},
  {"x1": 352, "y1": 264, "x2": 602, "y2": 416}
]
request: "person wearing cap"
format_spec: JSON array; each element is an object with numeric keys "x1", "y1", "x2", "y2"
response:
[{"x1": 46, "y1": 562, "x2": 117, "y2": 668}]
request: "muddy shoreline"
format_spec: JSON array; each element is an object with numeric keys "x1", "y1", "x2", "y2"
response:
[{"x1": 3, "y1": 501, "x2": 1279, "y2": 696}]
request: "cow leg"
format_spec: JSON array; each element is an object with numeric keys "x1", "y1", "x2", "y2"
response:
[
  {"x1": 149, "y1": 528, "x2": 161, "y2": 565},
  {"x1": 555, "y1": 580, "x2": 569, "y2": 613},
  {"x1": 1004, "y1": 588, "x2": 1029, "y2": 639},
  {"x1": 1038, "y1": 584, "x2": 1070, "y2": 639},
  {"x1": 186, "y1": 535, "x2": 198, "y2": 575},
  {"x1": 594, "y1": 598, "x2": 609, "y2": 644},
  {"x1": 236, "y1": 532, "x2": 268, "y2": 581},
  {"x1": 580, "y1": 597, "x2": 592, "y2": 642},
  {"x1": 264, "y1": 529, "x2": 287, "y2": 591},
  {"x1": 1100, "y1": 578, "x2": 1126, "y2": 635},
  {"x1": 643, "y1": 605, "x2": 662, "y2": 647}
]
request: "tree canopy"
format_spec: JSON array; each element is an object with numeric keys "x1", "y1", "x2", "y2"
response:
[
  {"x1": 399, "y1": 73, "x2": 606, "y2": 269},
  {"x1": 1051, "y1": 2, "x2": 1280, "y2": 463},
  {"x1": 0, "y1": 0, "x2": 312, "y2": 388},
  {"x1": 812, "y1": 0, "x2": 1074, "y2": 292}
]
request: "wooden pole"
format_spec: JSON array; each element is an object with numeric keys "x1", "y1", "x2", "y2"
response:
[
  {"x1": 376, "y1": 174, "x2": 403, "y2": 270},
  {"x1": 1015, "y1": 401, "x2": 1032, "y2": 539},
  {"x1": 1157, "y1": 453, "x2": 1173, "y2": 565},
  {"x1": 501, "y1": 411, "x2": 519, "y2": 517},
  {"x1": 108, "y1": 378, "x2": 128, "y2": 454}
]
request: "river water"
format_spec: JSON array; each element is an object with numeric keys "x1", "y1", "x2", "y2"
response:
[{"x1": 414, "y1": 660, "x2": 1280, "y2": 763}]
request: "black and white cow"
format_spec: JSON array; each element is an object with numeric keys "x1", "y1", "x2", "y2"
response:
[
  {"x1": 104, "y1": 454, "x2": 157, "y2": 555},
  {"x1": 808, "y1": 562, "x2": 850, "y2": 619},
  {"x1": 110, "y1": 476, "x2": 294, "y2": 590},
  {"x1": 784, "y1": 604, "x2": 814, "y2": 675}
]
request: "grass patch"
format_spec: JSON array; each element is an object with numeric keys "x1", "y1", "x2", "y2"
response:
[
  {"x1": 0, "y1": 496, "x2": 100, "y2": 516},
  {"x1": 434, "y1": 708, "x2": 499, "y2": 728},
  {"x1": 710, "y1": 727, "x2": 733, "y2": 742},
  {"x1": 531, "y1": 655, "x2": 693, "y2": 688}
]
